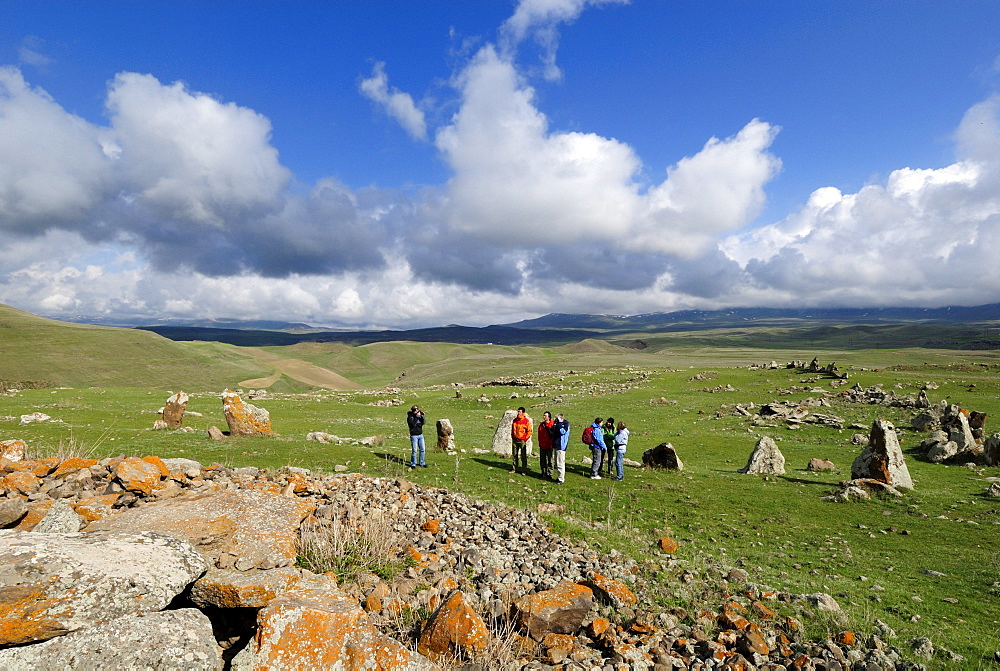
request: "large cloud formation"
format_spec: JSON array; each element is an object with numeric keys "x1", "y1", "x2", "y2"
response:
[{"x1": 1, "y1": 1, "x2": 1000, "y2": 327}]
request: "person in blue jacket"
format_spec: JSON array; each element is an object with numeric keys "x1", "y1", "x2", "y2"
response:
[
  {"x1": 588, "y1": 417, "x2": 606, "y2": 479},
  {"x1": 553, "y1": 413, "x2": 570, "y2": 484}
]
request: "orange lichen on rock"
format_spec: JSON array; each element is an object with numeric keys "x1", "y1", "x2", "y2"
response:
[
  {"x1": 417, "y1": 590, "x2": 490, "y2": 659},
  {"x1": 420, "y1": 519, "x2": 440, "y2": 534},
  {"x1": 236, "y1": 575, "x2": 432, "y2": 669},
  {"x1": 0, "y1": 440, "x2": 26, "y2": 462},
  {"x1": 0, "y1": 585, "x2": 65, "y2": 645},
  {"x1": 221, "y1": 389, "x2": 273, "y2": 437},
  {"x1": 141, "y1": 456, "x2": 171, "y2": 477},
  {"x1": 586, "y1": 572, "x2": 637, "y2": 607},
  {"x1": 658, "y1": 536, "x2": 679, "y2": 553},
  {"x1": 1, "y1": 471, "x2": 40, "y2": 495},
  {"x1": 4, "y1": 458, "x2": 60, "y2": 477},
  {"x1": 72, "y1": 494, "x2": 121, "y2": 523},
  {"x1": 50, "y1": 458, "x2": 99, "y2": 479},
  {"x1": 514, "y1": 581, "x2": 594, "y2": 641},
  {"x1": 113, "y1": 457, "x2": 163, "y2": 496},
  {"x1": 13, "y1": 501, "x2": 54, "y2": 530}
]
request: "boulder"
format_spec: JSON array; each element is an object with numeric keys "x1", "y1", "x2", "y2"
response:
[
  {"x1": 231, "y1": 572, "x2": 434, "y2": 670},
  {"x1": 491, "y1": 409, "x2": 517, "y2": 457},
  {"x1": 163, "y1": 391, "x2": 189, "y2": 428},
  {"x1": 806, "y1": 458, "x2": 835, "y2": 471},
  {"x1": 0, "y1": 529, "x2": 208, "y2": 645},
  {"x1": 436, "y1": 418, "x2": 455, "y2": 452},
  {"x1": 984, "y1": 482, "x2": 1000, "y2": 498},
  {"x1": 642, "y1": 442, "x2": 684, "y2": 471},
  {"x1": 850, "y1": 419, "x2": 913, "y2": 490},
  {"x1": 86, "y1": 489, "x2": 315, "y2": 575},
  {"x1": 0, "y1": 439, "x2": 25, "y2": 462},
  {"x1": 0, "y1": 608, "x2": 222, "y2": 670},
  {"x1": 207, "y1": 425, "x2": 226, "y2": 441},
  {"x1": 417, "y1": 590, "x2": 490, "y2": 659},
  {"x1": 738, "y1": 436, "x2": 785, "y2": 475},
  {"x1": 513, "y1": 581, "x2": 594, "y2": 640},
  {"x1": 221, "y1": 389, "x2": 272, "y2": 437}
]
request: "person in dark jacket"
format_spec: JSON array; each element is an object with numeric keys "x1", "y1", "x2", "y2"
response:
[{"x1": 406, "y1": 405, "x2": 426, "y2": 469}]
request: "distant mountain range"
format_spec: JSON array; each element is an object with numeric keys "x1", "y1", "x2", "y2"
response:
[{"x1": 125, "y1": 303, "x2": 1000, "y2": 348}]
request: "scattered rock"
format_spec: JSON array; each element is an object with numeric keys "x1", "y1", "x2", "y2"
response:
[
  {"x1": 18, "y1": 412, "x2": 50, "y2": 425},
  {"x1": 807, "y1": 458, "x2": 836, "y2": 471}
]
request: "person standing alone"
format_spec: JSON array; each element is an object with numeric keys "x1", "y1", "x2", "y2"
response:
[
  {"x1": 406, "y1": 405, "x2": 427, "y2": 469},
  {"x1": 511, "y1": 407, "x2": 532, "y2": 474}
]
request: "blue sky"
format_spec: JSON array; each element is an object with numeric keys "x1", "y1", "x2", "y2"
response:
[{"x1": 2, "y1": 1, "x2": 1000, "y2": 327}]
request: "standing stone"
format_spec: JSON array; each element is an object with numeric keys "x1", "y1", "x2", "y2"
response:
[
  {"x1": 642, "y1": 442, "x2": 684, "y2": 471},
  {"x1": 984, "y1": 433, "x2": 1000, "y2": 467},
  {"x1": 221, "y1": 389, "x2": 272, "y2": 437},
  {"x1": 0, "y1": 439, "x2": 25, "y2": 462},
  {"x1": 436, "y1": 419, "x2": 455, "y2": 452},
  {"x1": 492, "y1": 410, "x2": 518, "y2": 457},
  {"x1": 163, "y1": 391, "x2": 189, "y2": 428},
  {"x1": 851, "y1": 419, "x2": 913, "y2": 490},
  {"x1": 738, "y1": 436, "x2": 785, "y2": 475},
  {"x1": 945, "y1": 408, "x2": 977, "y2": 453}
]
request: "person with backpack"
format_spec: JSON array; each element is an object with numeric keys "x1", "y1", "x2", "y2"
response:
[
  {"x1": 553, "y1": 413, "x2": 569, "y2": 484},
  {"x1": 584, "y1": 417, "x2": 606, "y2": 479},
  {"x1": 406, "y1": 405, "x2": 427, "y2": 469},
  {"x1": 602, "y1": 417, "x2": 616, "y2": 476},
  {"x1": 612, "y1": 420, "x2": 629, "y2": 481},
  {"x1": 510, "y1": 407, "x2": 532, "y2": 474},
  {"x1": 537, "y1": 411, "x2": 555, "y2": 479}
]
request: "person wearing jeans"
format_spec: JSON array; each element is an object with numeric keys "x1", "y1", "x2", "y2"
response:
[
  {"x1": 406, "y1": 405, "x2": 426, "y2": 468},
  {"x1": 588, "y1": 417, "x2": 606, "y2": 479},
  {"x1": 553, "y1": 413, "x2": 569, "y2": 484},
  {"x1": 613, "y1": 420, "x2": 629, "y2": 481}
]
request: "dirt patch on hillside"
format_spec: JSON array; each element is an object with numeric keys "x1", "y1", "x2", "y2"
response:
[{"x1": 238, "y1": 348, "x2": 362, "y2": 390}]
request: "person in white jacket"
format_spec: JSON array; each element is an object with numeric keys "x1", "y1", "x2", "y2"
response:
[{"x1": 613, "y1": 420, "x2": 629, "y2": 481}]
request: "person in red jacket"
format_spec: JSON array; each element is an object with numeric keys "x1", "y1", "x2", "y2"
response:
[
  {"x1": 511, "y1": 407, "x2": 532, "y2": 474},
  {"x1": 537, "y1": 411, "x2": 555, "y2": 479}
]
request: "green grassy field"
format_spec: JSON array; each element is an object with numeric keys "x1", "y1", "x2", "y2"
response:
[{"x1": 2, "y1": 309, "x2": 999, "y2": 665}]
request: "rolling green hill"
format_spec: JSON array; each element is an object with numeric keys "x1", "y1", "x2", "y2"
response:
[{"x1": 0, "y1": 304, "x2": 270, "y2": 390}]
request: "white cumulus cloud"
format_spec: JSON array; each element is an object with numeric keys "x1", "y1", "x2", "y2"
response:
[{"x1": 359, "y1": 62, "x2": 428, "y2": 141}]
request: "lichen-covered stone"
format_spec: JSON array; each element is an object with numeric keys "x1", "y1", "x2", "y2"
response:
[
  {"x1": 417, "y1": 590, "x2": 490, "y2": 659},
  {"x1": 0, "y1": 608, "x2": 222, "y2": 670},
  {"x1": 0, "y1": 440, "x2": 25, "y2": 462},
  {"x1": 86, "y1": 489, "x2": 314, "y2": 573},
  {"x1": 232, "y1": 572, "x2": 434, "y2": 670},
  {"x1": 0, "y1": 529, "x2": 208, "y2": 645},
  {"x1": 513, "y1": 581, "x2": 594, "y2": 641},
  {"x1": 163, "y1": 391, "x2": 189, "y2": 428},
  {"x1": 113, "y1": 456, "x2": 163, "y2": 496},
  {"x1": 222, "y1": 389, "x2": 272, "y2": 437},
  {"x1": 851, "y1": 419, "x2": 913, "y2": 489}
]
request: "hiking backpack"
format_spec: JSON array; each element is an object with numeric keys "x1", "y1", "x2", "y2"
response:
[{"x1": 581, "y1": 425, "x2": 595, "y2": 445}]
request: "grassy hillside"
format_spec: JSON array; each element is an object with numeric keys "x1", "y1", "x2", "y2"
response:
[
  {"x1": 0, "y1": 304, "x2": 270, "y2": 390},
  {"x1": 3, "y1": 350, "x2": 999, "y2": 664}
]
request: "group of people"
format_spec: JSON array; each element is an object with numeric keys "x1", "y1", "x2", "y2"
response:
[
  {"x1": 406, "y1": 404, "x2": 630, "y2": 482},
  {"x1": 511, "y1": 408, "x2": 629, "y2": 483}
]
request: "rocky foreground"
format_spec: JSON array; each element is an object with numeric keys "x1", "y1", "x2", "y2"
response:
[{"x1": 0, "y1": 443, "x2": 939, "y2": 670}]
